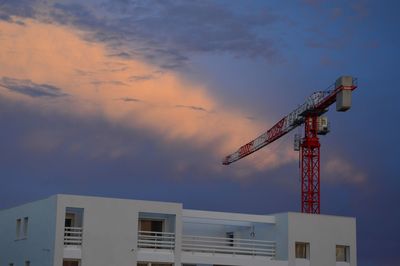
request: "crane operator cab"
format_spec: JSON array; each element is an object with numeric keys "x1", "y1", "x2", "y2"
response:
[{"x1": 317, "y1": 116, "x2": 330, "y2": 135}]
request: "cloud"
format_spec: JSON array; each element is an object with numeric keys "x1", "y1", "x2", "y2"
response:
[
  {"x1": 0, "y1": 77, "x2": 68, "y2": 98},
  {"x1": 1, "y1": 0, "x2": 280, "y2": 69},
  {"x1": 91, "y1": 80, "x2": 127, "y2": 87},
  {"x1": 324, "y1": 157, "x2": 366, "y2": 184},
  {"x1": 320, "y1": 55, "x2": 339, "y2": 67},
  {"x1": 331, "y1": 7, "x2": 344, "y2": 19},
  {"x1": 0, "y1": 0, "x2": 37, "y2": 20},
  {"x1": 351, "y1": 2, "x2": 369, "y2": 18},
  {"x1": 175, "y1": 105, "x2": 208, "y2": 112},
  {"x1": 129, "y1": 74, "x2": 155, "y2": 82},
  {"x1": 119, "y1": 97, "x2": 142, "y2": 103},
  {"x1": 0, "y1": 19, "x2": 293, "y2": 178}
]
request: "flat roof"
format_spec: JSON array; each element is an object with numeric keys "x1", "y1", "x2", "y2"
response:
[{"x1": 183, "y1": 209, "x2": 275, "y2": 226}]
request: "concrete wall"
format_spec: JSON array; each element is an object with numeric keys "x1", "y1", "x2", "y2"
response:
[
  {"x1": 284, "y1": 212, "x2": 357, "y2": 266},
  {"x1": 269, "y1": 214, "x2": 289, "y2": 261},
  {"x1": 0, "y1": 195, "x2": 357, "y2": 266},
  {"x1": 0, "y1": 196, "x2": 57, "y2": 266},
  {"x1": 53, "y1": 194, "x2": 183, "y2": 266}
]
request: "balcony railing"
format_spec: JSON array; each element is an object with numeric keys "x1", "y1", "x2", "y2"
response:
[
  {"x1": 182, "y1": 235, "x2": 276, "y2": 257},
  {"x1": 138, "y1": 231, "x2": 175, "y2": 250},
  {"x1": 64, "y1": 227, "x2": 83, "y2": 246}
]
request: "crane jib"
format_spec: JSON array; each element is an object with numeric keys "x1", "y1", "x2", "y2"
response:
[
  {"x1": 223, "y1": 117, "x2": 290, "y2": 164},
  {"x1": 222, "y1": 76, "x2": 358, "y2": 166}
]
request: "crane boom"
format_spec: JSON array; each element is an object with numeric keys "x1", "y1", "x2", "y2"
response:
[
  {"x1": 222, "y1": 76, "x2": 357, "y2": 165},
  {"x1": 222, "y1": 76, "x2": 358, "y2": 214}
]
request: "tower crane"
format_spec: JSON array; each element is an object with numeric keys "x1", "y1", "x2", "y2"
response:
[{"x1": 222, "y1": 76, "x2": 358, "y2": 214}]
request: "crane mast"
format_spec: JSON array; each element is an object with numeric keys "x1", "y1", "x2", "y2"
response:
[{"x1": 223, "y1": 76, "x2": 358, "y2": 214}]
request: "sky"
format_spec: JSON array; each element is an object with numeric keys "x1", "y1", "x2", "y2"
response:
[{"x1": 0, "y1": 0, "x2": 399, "y2": 265}]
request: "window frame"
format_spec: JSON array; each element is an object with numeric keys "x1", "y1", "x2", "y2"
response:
[
  {"x1": 336, "y1": 244, "x2": 350, "y2": 262},
  {"x1": 16, "y1": 218, "x2": 21, "y2": 239},
  {"x1": 23, "y1": 217, "x2": 29, "y2": 238},
  {"x1": 295, "y1": 241, "x2": 310, "y2": 259}
]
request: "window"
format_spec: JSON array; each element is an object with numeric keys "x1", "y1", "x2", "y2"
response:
[
  {"x1": 23, "y1": 217, "x2": 29, "y2": 238},
  {"x1": 139, "y1": 219, "x2": 164, "y2": 232},
  {"x1": 336, "y1": 245, "x2": 350, "y2": 262},
  {"x1": 65, "y1": 213, "x2": 75, "y2": 227},
  {"x1": 25, "y1": 261, "x2": 30, "y2": 266},
  {"x1": 16, "y1": 217, "x2": 29, "y2": 239},
  {"x1": 16, "y1": 219, "x2": 21, "y2": 239},
  {"x1": 9, "y1": 263, "x2": 14, "y2": 266},
  {"x1": 295, "y1": 242, "x2": 310, "y2": 259},
  {"x1": 63, "y1": 260, "x2": 80, "y2": 266},
  {"x1": 137, "y1": 263, "x2": 172, "y2": 266}
]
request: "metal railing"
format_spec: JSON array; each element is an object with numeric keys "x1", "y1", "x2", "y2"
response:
[
  {"x1": 182, "y1": 235, "x2": 276, "y2": 257},
  {"x1": 138, "y1": 231, "x2": 175, "y2": 250},
  {"x1": 64, "y1": 227, "x2": 83, "y2": 246}
]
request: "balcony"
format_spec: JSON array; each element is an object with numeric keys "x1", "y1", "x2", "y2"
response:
[
  {"x1": 138, "y1": 231, "x2": 175, "y2": 250},
  {"x1": 181, "y1": 209, "x2": 277, "y2": 265},
  {"x1": 64, "y1": 227, "x2": 83, "y2": 246},
  {"x1": 137, "y1": 230, "x2": 176, "y2": 263},
  {"x1": 63, "y1": 227, "x2": 83, "y2": 259},
  {"x1": 182, "y1": 234, "x2": 276, "y2": 257}
]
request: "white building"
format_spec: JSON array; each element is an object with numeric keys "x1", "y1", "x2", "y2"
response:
[{"x1": 0, "y1": 194, "x2": 356, "y2": 266}]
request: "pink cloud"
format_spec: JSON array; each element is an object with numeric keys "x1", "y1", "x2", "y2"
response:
[
  {"x1": 324, "y1": 157, "x2": 366, "y2": 184},
  {"x1": 0, "y1": 19, "x2": 297, "y2": 178}
]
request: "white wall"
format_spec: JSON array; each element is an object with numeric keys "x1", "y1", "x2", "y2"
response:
[
  {"x1": 0, "y1": 195, "x2": 357, "y2": 266},
  {"x1": 0, "y1": 196, "x2": 58, "y2": 266},
  {"x1": 284, "y1": 212, "x2": 357, "y2": 266},
  {"x1": 53, "y1": 194, "x2": 183, "y2": 266}
]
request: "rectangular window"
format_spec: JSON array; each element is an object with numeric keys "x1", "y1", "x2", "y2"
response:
[
  {"x1": 336, "y1": 245, "x2": 350, "y2": 262},
  {"x1": 25, "y1": 261, "x2": 30, "y2": 266},
  {"x1": 23, "y1": 217, "x2": 29, "y2": 238},
  {"x1": 139, "y1": 219, "x2": 164, "y2": 232},
  {"x1": 16, "y1": 218, "x2": 21, "y2": 239},
  {"x1": 295, "y1": 242, "x2": 310, "y2": 259}
]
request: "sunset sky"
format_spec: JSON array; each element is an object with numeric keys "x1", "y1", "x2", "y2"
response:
[{"x1": 0, "y1": 1, "x2": 399, "y2": 265}]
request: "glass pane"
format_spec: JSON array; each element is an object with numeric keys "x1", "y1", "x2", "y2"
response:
[
  {"x1": 336, "y1": 245, "x2": 347, "y2": 261},
  {"x1": 295, "y1": 242, "x2": 308, "y2": 259}
]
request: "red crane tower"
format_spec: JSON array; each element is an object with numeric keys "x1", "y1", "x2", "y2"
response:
[{"x1": 222, "y1": 76, "x2": 358, "y2": 214}]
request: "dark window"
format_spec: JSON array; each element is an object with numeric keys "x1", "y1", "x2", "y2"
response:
[
  {"x1": 139, "y1": 219, "x2": 163, "y2": 232},
  {"x1": 336, "y1": 245, "x2": 350, "y2": 262},
  {"x1": 23, "y1": 217, "x2": 29, "y2": 238},
  {"x1": 16, "y1": 219, "x2": 21, "y2": 239},
  {"x1": 295, "y1": 242, "x2": 310, "y2": 259},
  {"x1": 63, "y1": 260, "x2": 80, "y2": 266}
]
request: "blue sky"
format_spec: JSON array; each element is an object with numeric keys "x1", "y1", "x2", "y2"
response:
[{"x1": 0, "y1": 1, "x2": 399, "y2": 265}]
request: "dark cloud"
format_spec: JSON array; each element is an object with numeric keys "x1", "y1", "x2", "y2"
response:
[
  {"x1": 319, "y1": 55, "x2": 339, "y2": 67},
  {"x1": 0, "y1": 0, "x2": 37, "y2": 20},
  {"x1": 119, "y1": 97, "x2": 142, "y2": 102},
  {"x1": 351, "y1": 2, "x2": 369, "y2": 18},
  {"x1": 108, "y1": 52, "x2": 135, "y2": 59},
  {"x1": 0, "y1": 1, "x2": 280, "y2": 68},
  {"x1": 246, "y1": 116, "x2": 256, "y2": 121},
  {"x1": 0, "y1": 77, "x2": 67, "y2": 98},
  {"x1": 1, "y1": 0, "x2": 278, "y2": 69},
  {"x1": 129, "y1": 75, "x2": 155, "y2": 82},
  {"x1": 0, "y1": 10, "x2": 26, "y2": 25},
  {"x1": 175, "y1": 104, "x2": 208, "y2": 112},
  {"x1": 75, "y1": 69, "x2": 95, "y2": 76},
  {"x1": 91, "y1": 80, "x2": 127, "y2": 87}
]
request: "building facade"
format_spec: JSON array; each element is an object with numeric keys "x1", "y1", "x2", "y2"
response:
[{"x1": 0, "y1": 195, "x2": 356, "y2": 266}]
